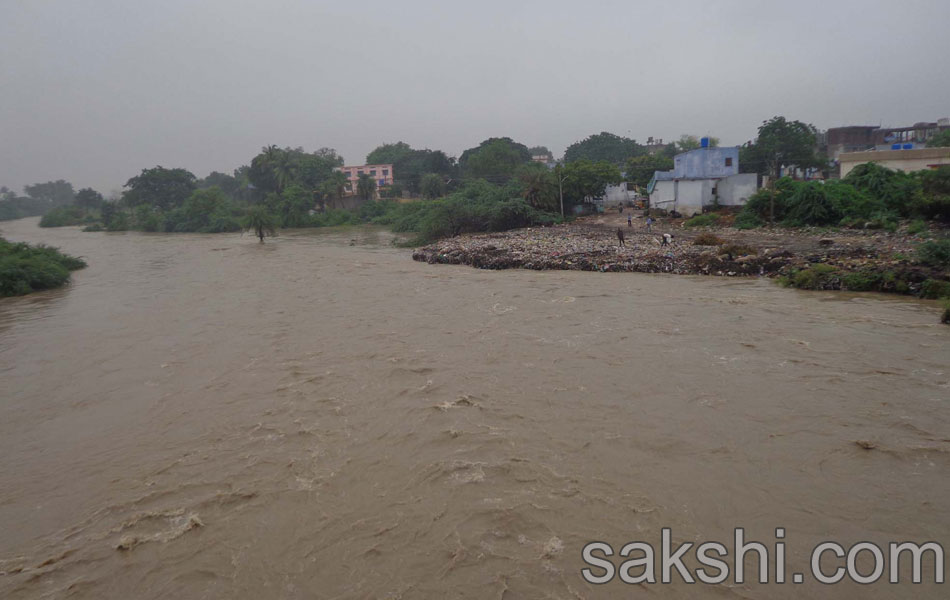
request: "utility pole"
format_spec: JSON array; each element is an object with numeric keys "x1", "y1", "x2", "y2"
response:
[{"x1": 555, "y1": 164, "x2": 566, "y2": 218}]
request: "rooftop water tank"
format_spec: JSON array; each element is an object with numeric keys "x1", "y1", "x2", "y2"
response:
[
  {"x1": 700, "y1": 137, "x2": 710, "y2": 148},
  {"x1": 891, "y1": 143, "x2": 902, "y2": 150},
  {"x1": 902, "y1": 143, "x2": 913, "y2": 150}
]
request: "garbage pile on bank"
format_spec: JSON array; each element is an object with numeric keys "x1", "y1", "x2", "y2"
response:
[
  {"x1": 412, "y1": 224, "x2": 782, "y2": 276},
  {"x1": 411, "y1": 218, "x2": 947, "y2": 284}
]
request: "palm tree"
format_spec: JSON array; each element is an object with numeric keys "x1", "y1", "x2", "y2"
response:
[
  {"x1": 243, "y1": 205, "x2": 277, "y2": 242},
  {"x1": 356, "y1": 173, "x2": 377, "y2": 201},
  {"x1": 272, "y1": 152, "x2": 298, "y2": 193},
  {"x1": 521, "y1": 169, "x2": 558, "y2": 212}
]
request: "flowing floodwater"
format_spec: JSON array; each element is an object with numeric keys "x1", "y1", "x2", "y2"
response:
[{"x1": 0, "y1": 216, "x2": 948, "y2": 599}]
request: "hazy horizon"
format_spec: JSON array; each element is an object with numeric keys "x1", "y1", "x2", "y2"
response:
[{"x1": 2, "y1": 0, "x2": 949, "y2": 195}]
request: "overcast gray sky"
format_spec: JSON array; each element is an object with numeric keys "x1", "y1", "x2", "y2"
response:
[{"x1": 1, "y1": 0, "x2": 948, "y2": 194}]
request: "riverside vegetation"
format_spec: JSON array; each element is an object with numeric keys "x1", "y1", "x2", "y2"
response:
[
  {"x1": 2, "y1": 120, "x2": 948, "y2": 318},
  {"x1": 0, "y1": 237, "x2": 86, "y2": 296}
]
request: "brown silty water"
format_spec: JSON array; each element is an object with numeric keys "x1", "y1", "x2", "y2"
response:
[{"x1": 0, "y1": 216, "x2": 948, "y2": 599}]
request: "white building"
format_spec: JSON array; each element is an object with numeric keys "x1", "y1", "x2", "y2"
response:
[{"x1": 647, "y1": 142, "x2": 758, "y2": 216}]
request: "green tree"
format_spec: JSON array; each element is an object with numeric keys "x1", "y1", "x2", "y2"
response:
[
  {"x1": 392, "y1": 148, "x2": 455, "y2": 194},
  {"x1": 746, "y1": 117, "x2": 823, "y2": 178},
  {"x1": 123, "y1": 167, "x2": 197, "y2": 211},
  {"x1": 675, "y1": 134, "x2": 720, "y2": 152},
  {"x1": 356, "y1": 173, "x2": 377, "y2": 201},
  {"x1": 420, "y1": 173, "x2": 447, "y2": 199},
  {"x1": 100, "y1": 201, "x2": 118, "y2": 228},
  {"x1": 74, "y1": 188, "x2": 104, "y2": 210},
  {"x1": 23, "y1": 180, "x2": 75, "y2": 207},
  {"x1": 563, "y1": 132, "x2": 644, "y2": 165},
  {"x1": 459, "y1": 137, "x2": 531, "y2": 182},
  {"x1": 243, "y1": 205, "x2": 277, "y2": 242},
  {"x1": 318, "y1": 171, "x2": 349, "y2": 210},
  {"x1": 527, "y1": 145, "x2": 552, "y2": 157},
  {"x1": 927, "y1": 129, "x2": 950, "y2": 148},
  {"x1": 625, "y1": 154, "x2": 674, "y2": 188},
  {"x1": 366, "y1": 141, "x2": 413, "y2": 165},
  {"x1": 562, "y1": 160, "x2": 623, "y2": 205},
  {"x1": 519, "y1": 165, "x2": 559, "y2": 212}
]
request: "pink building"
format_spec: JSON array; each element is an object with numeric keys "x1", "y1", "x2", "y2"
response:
[{"x1": 338, "y1": 164, "x2": 394, "y2": 192}]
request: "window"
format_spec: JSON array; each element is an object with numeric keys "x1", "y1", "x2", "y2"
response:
[
  {"x1": 382, "y1": 169, "x2": 389, "y2": 176},
  {"x1": 370, "y1": 169, "x2": 377, "y2": 175},
  {"x1": 357, "y1": 170, "x2": 364, "y2": 176},
  {"x1": 725, "y1": 157, "x2": 733, "y2": 167}
]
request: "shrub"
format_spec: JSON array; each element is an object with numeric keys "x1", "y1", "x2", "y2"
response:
[
  {"x1": 841, "y1": 270, "x2": 884, "y2": 292},
  {"x1": 916, "y1": 166, "x2": 950, "y2": 221},
  {"x1": 683, "y1": 213, "x2": 721, "y2": 227},
  {"x1": 907, "y1": 219, "x2": 928, "y2": 235},
  {"x1": 844, "y1": 163, "x2": 922, "y2": 217},
  {"x1": 693, "y1": 233, "x2": 724, "y2": 246},
  {"x1": 781, "y1": 263, "x2": 838, "y2": 290},
  {"x1": 917, "y1": 239, "x2": 950, "y2": 268},
  {"x1": 39, "y1": 205, "x2": 90, "y2": 227},
  {"x1": 825, "y1": 180, "x2": 885, "y2": 221},
  {"x1": 920, "y1": 279, "x2": 950, "y2": 300},
  {"x1": 942, "y1": 299, "x2": 950, "y2": 325},
  {"x1": 784, "y1": 182, "x2": 839, "y2": 226},
  {"x1": 0, "y1": 237, "x2": 86, "y2": 296},
  {"x1": 742, "y1": 178, "x2": 799, "y2": 222},
  {"x1": 733, "y1": 210, "x2": 762, "y2": 229}
]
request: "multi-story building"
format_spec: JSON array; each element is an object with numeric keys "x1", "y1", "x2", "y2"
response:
[
  {"x1": 337, "y1": 164, "x2": 394, "y2": 193},
  {"x1": 826, "y1": 119, "x2": 950, "y2": 161},
  {"x1": 839, "y1": 147, "x2": 950, "y2": 178}
]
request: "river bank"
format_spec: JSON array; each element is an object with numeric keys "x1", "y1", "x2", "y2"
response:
[{"x1": 412, "y1": 212, "x2": 950, "y2": 300}]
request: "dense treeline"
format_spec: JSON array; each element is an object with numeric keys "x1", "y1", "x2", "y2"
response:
[
  {"x1": 6, "y1": 118, "x2": 950, "y2": 246},
  {"x1": 14, "y1": 137, "x2": 625, "y2": 242},
  {"x1": 0, "y1": 181, "x2": 76, "y2": 221}
]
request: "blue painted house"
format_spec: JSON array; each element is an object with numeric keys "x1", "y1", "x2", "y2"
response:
[{"x1": 648, "y1": 139, "x2": 757, "y2": 216}]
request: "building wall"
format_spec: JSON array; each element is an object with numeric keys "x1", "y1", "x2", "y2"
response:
[
  {"x1": 673, "y1": 147, "x2": 739, "y2": 179},
  {"x1": 649, "y1": 179, "x2": 708, "y2": 216},
  {"x1": 600, "y1": 182, "x2": 637, "y2": 205},
  {"x1": 839, "y1": 148, "x2": 950, "y2": 178},
  {"x1": 649, "y1": 174, "x2": 757, "y2": 215},
  {"x1": 338, "y1": 164, "x2": 394, "y2": 189},
  {"x1": 717, "y1": 173, "x2": 758, "y2": 206}
]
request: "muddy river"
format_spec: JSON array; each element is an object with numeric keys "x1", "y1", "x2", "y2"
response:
[{"x1": 1, "y1": 217, "x2": 947, "y2": 599}]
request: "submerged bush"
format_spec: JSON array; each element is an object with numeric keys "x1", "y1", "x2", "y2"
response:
[
  {"x1": 0, "y1": 237, "x2": 86, "y2": 296},
  {"x1": 378, "y1": 180, "x2": 561, "y2": 244},
  {"x1": 780, "y1": 263, "x2": 838, "y2": 290},
  {"x1": 39, "y1": 205, "x2": 95, "y2": 227},
  {"x1": 920, "y1": 279, "x2": 950, "y2": 300}
]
